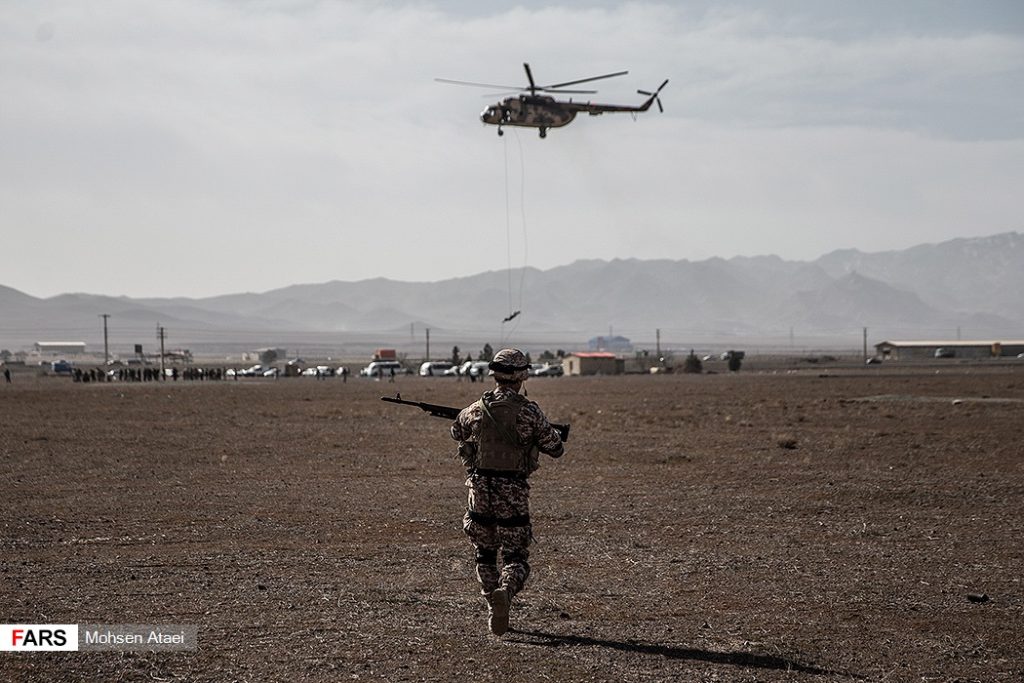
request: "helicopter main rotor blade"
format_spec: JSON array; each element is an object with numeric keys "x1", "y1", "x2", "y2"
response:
[
  {"x1": 435, "y1": 78, "x2": 526, "y2": 90},
  {"x1": 482, "y1": 88, "x2": 599, "y2": 97},
  {"x1": 523, "y1": 63, "x2": 537, "y2": 94},
  {"x1": 544, "y1": 70, "x2": 628, "y2": 89},
  {"x1": 541, "y1": 88, "x2": 598, "y2": 94}
]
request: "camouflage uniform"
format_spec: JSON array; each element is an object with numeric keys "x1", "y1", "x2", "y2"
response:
[{"x1": 451, "y1": 384, "x2": 564, "y2": 600}]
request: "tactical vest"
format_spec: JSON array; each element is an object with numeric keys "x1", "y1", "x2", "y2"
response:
[{"x1": 476, "y1": 392, "x2": 538, "y2": 475}]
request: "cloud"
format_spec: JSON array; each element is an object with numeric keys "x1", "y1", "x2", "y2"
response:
[{"x1": 0, "y1": 1, "x2": 1021, "y2": 297}]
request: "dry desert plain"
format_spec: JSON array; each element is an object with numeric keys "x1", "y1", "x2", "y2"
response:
[{"x1": 1, "y1": 364, "x2": 1023, "y2": 681}]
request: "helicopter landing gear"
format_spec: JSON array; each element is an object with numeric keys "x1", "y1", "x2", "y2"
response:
[{"x1": 539, "y1": 127, "x2": 547, "y2": 139}]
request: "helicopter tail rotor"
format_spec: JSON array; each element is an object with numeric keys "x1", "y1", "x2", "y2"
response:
[{"x1": 638, "y1": 78, "x2": 669, "y2": 113}]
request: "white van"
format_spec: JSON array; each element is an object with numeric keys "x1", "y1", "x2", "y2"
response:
[
  {"x1": 360, "y1": 360, "x2": 408, "y2": 377},
  {"x1": 419, "y1": 361, "x2": 454, "y2": 377}
]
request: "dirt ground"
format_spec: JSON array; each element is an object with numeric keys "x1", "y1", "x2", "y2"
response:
[{"x1": 1, "y1": 365, "x2": 1022, "y2": 682}]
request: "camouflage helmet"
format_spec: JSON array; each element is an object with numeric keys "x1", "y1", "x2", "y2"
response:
[{"x1": 489, "y1": 348, "x2": 530, "y2": 382}]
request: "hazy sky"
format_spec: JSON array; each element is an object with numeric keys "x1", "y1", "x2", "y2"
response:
[{"x1": 2, "y1": 1, "x2": 1022, "y2": 298}]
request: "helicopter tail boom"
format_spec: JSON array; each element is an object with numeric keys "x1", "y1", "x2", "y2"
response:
[{"x1": 570, "y1": 78, "x2": 669, "y2": 116}]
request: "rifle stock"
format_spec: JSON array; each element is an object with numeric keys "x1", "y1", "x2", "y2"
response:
[{"x1": 381, "y1": 395, "x2": 570, "y2": 442}]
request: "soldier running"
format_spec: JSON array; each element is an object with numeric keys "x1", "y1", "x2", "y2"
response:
[{"x1": 451, "y1": 348, "x2": 565, "y2": 636}]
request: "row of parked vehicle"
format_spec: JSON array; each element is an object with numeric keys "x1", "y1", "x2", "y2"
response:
[
  {"x1": 230, "y1": 364, "x2": 349, "y2": 378},
  {"x1": 97, "y1": 359, "x2": 569, "y2": 380},
  {"x1": 358, "y1": 360, "x2": 565, "y2": 378},
  {"x1": 413, "y1": 360, "x2": 564, "y2": 377}
]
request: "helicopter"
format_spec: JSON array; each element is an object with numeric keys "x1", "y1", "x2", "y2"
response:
[{"x1": 437, "y1": 63, "x2": 668, "y2": 138}]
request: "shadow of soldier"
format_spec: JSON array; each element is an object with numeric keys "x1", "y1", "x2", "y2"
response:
[{"x1": 507, "y1": 629, "x2": 851, "y2": 678}]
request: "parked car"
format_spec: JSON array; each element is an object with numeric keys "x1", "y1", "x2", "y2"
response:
[
  {"x1": 530, "y1": 362, "x2": 563, "y2": 377},
  {"x1": 50, "y1": 360, "x2": 73, "y2": 375},
  {"x1": 237, "y1": 364, "x2": 266, "y2": 377},
  {"x1": 419, "y1": 361, "x2": 454, "y2": 377},
  {"x1": 302, "y1": 365, "x2": 334, "y2": 377},
  {"x1": 934, "y1": 347, "x2": 956, "y2": 359}
]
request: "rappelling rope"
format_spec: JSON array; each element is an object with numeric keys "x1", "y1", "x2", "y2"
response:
[
  {"x1": 500, "y1": 130, "x2": 529, "y2": 343},
  {"x1": 504, "y1": 132, "x2": 513, "y2": 317},
  {"x1": 516, "y1": 129, "x2": 528, "y2": 322}
]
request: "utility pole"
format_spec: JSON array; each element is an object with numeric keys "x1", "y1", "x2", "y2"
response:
[
  {"x1": 99, "y1": 314, "x2": 110, "y2": 364},
  {"x1": 425, "y1": 327, "x2": 431, "y2": 361},
  {"x1": 863, "y1": 327, "x2": 868, "y2": 363},
  {"x1": 157, "y1": 324, "x2": 166, "y2": 380},
  {"x1": 655, "y1": 328, "x2": 661, "y2": 358}
]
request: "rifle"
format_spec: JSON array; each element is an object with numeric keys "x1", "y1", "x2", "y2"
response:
[{"x1": 381, "y1": 394, "x2": 570, "y2": 442}]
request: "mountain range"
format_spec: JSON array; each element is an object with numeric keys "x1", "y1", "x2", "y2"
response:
[{"x1": 2, "y1": 232, "x2": 1021, "y2": 351}]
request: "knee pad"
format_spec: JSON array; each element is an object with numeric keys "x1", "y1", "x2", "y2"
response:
[{"x1": 475, "y1": 547, "x2": 498, "y2": 565}]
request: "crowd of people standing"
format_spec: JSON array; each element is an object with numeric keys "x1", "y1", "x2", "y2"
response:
[{"x1": 72, "y1": 366, "x2": 230, "y2": 382}]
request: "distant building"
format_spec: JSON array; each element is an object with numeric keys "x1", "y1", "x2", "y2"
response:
[
  {"x1": 587, "y1": 335, "x2": 633, "y2": 352},
  {"x1": 243, "y1": 348, "x2": 287, "y2": 364},
  {"x1": 875, "y1": 340, "x2": 1024, "y2": 360},
  {"x1": 34, "y1": 341, "x2": 86, "y2": 355},
  {"x1": 564, "y1": 352, "x2": 624, "y2": 376}
]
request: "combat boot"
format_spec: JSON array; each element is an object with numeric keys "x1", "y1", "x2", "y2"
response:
[{"x1": 487, "y1": 587, "x2": 510, "y2": 636}]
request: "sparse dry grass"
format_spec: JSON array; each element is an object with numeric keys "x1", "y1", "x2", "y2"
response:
[{"x1": 2, "y1": 367, "x2": 1023, "y2": 681}]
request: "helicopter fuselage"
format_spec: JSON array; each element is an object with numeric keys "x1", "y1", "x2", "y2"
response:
[
  {"x1": 480, "y1": 91, "x2": 661, "y2": 137},
  {"x1": 481, "y1": 95, "x2": 578, "y2": 134}
]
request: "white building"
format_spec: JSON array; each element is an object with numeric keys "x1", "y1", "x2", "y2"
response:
[
  {"x1": 564, "y1": 352, "x2": 624, "y2": 376},
  {"x1": 875, "y1": 340, "x2": 1024, "y2": 360},
  {"x1": 34, "y1": 341, "x2": 87, "y2": 355}
]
